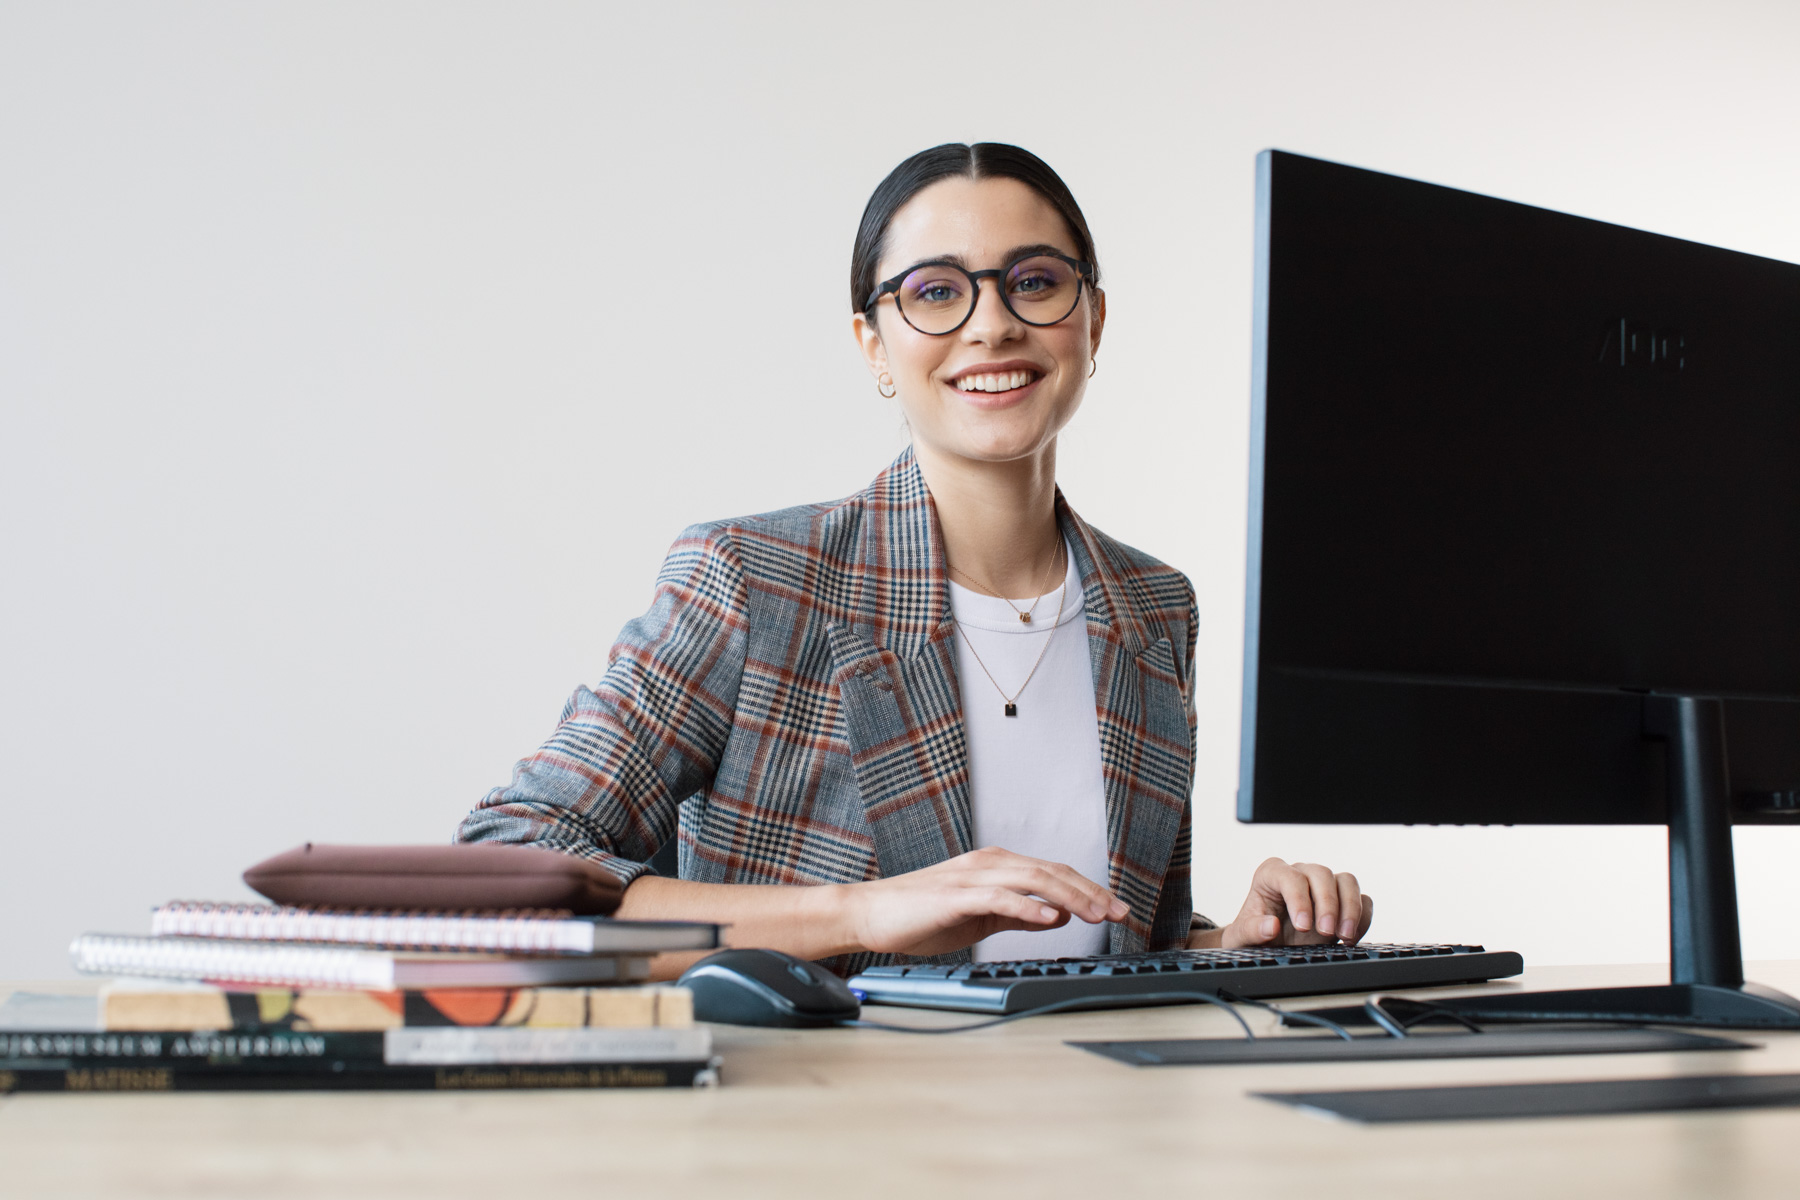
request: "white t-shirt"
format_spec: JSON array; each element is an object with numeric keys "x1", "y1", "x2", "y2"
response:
[{"x1": 948, "y1": 543, "x2": 1112, "y2": 962}]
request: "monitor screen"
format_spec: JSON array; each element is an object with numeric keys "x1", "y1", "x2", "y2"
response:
[{"x1": 1240, "y1": 151, "x2": 1800, "y2": 826}]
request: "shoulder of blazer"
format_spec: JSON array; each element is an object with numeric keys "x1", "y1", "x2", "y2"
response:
[
  {"x1": 1083, "y1": 526, "x2": 1197, "y2": 631},
  {"x1": 672, "y1": 452, "x2": 942, "y2": 655},
  {"x1": 665, "y1": 477, "x2": 873, "y2": 611}
]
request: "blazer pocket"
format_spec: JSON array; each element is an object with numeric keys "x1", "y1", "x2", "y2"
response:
[{"x1": 825, "y1": 624, "x2": 974, "y2": 881}]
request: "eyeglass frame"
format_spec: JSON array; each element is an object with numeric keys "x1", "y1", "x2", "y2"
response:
[{"x1": 862, "y1": 249, "x2": 1097, "y2": 336}]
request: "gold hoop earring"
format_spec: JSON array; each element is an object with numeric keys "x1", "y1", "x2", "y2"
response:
[
  {"x1": 1088, "y1": 359, "x2": 1098, "y2": 379},
  {"x1": 877, "y1": 372, "x2": 897, "y2": 399}
]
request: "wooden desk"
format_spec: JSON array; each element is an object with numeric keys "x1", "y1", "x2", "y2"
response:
[{"x1": 4, "y1": 963, "x2": 1799, "y2": 1199}]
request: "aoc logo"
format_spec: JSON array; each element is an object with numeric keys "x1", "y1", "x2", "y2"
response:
[{"x1": 1598, "y1": 319, "x2": 1685, "y2": 371}]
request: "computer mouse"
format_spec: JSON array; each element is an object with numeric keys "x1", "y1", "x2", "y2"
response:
[{"x1": 677, "y1": 948, "x2": 862, "y2": 1028}]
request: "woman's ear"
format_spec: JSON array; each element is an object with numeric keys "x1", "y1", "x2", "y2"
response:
[
  {"x1": 1088, "y1": 287, "x2": 1107, "y2": 363},
  {"x1": 852, "y1": 311, "x2": 888, "y2": 380}
]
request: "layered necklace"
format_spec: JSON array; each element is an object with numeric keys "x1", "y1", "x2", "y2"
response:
[{"x1": 948, "y1": 545, "x2": 1068, "y2": 718}]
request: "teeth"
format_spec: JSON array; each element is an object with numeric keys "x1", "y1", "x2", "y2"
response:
[{"x1": 956, "y1": 370, "x2": 1035, "y2": 393}]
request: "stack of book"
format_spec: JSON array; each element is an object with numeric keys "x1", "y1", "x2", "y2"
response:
[{"x1": 0, "y1": 902, "x2": 724, "y2": 1093}]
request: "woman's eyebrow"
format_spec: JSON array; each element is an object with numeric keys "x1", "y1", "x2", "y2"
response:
[
  {"x1": 897, "y1": 244, "x2": 1071, "y2": 273},
  {"x1": 998, "y1": 243, "x2": 1068, "y2": 262}
]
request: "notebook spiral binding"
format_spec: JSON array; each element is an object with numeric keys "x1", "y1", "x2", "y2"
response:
[{"x1": 150, "y1": 901, "x2": 589, "y2": 955}]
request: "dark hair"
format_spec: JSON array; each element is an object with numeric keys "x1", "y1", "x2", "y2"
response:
[{"x1": 851, "y1": 142, "x2": 1101, "y2": 315}]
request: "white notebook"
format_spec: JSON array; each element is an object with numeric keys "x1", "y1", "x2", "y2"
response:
[
  {"x1": 150, "y1": 901, "x2": 720, "y2": 956},
  {"x1": 70, "y1": 934, "x2": 652, "y2": 990}
]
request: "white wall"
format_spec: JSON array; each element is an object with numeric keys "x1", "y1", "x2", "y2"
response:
[{"x1": 3, "y1": 0, "x2": 1797, "y2": 979}]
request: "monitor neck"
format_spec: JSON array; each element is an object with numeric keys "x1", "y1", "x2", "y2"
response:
[{"x1": 1645, "y1": 693, "x2": 1744, "y2": 988}]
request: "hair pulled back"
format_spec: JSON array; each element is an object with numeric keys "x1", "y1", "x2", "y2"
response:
[{"x1": 850, "y1": 143, "x2": 1100, "y2": 315}]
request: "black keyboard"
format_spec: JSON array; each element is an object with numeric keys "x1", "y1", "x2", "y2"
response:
[{"x1": 848, "y1": 943, "x2": 1522, "y2": 1014}]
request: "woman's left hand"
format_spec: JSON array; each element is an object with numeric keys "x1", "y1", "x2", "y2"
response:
[{"x1": 1189, "y1": 857, "x2": 1373, "y2": 949}]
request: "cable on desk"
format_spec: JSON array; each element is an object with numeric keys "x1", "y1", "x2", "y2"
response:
[
  {"x1": 1361, "y1": 994, "x2": 1487, "y2": 1038},
  {"x1": 1379, "y1": 994, "x2": 1486, "y2": 1035},
  {"x1": 1362, "y1": 994, "x2": 1412, "y2": 1038},
  {"x1": 1218, "y1": 990, "x2": 1353, "y2": 1041},
  {"x1": 844, "y1": 990, "x2": 1258, "y2": 1038}
]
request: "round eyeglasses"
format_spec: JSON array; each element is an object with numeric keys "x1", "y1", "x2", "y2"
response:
[{"x1": 864, "y1": 250, "x2": 1096, "y2": 336}]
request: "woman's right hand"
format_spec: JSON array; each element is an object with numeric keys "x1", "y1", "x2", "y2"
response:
[{"x1": 836, "y1": 846, "x2": 1129, "y2": 958}]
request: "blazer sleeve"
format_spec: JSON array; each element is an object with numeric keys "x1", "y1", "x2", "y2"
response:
[
  {"x1": 1147, "y1": 572, "x2": 1201, "y2": 950},
  {"x1": 454, "y1": 522, "x2": 750, "y2": 884}
]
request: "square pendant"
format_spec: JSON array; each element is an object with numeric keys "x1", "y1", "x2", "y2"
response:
[{"x1": 1004, "y1": 702, "x2": 1018, "y2": 717}]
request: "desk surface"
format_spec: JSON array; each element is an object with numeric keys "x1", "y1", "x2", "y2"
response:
[{"x1": 4, "y1": 963, "x2": 1799, "y2": 1199}]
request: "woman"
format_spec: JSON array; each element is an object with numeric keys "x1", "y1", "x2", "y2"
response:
[{"x1": 457, "y1": 143, "x2": 1373, "y2": 976}]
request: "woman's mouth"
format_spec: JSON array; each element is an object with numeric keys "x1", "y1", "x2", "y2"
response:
[{"x1": 950, "y1": 367, "x2": 1043, "y2": 398}]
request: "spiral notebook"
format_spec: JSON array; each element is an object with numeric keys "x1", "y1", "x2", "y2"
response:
[
  {"x1": 70, "y1": 934, "x2": 654, "y2": 990},
  {"x1": 150, "y1": 901, "x2": 721, "y2": 956}
]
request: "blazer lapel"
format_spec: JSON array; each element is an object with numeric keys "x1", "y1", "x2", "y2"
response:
[
  {"x1": 1061, "y1": 501, "x2": 1194, "y2": 955},
  {"x1": 827, "y1": 452, "x2": 976, "y2": 890}
]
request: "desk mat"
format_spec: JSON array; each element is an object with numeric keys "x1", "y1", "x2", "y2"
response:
[
  {"x1": 1258, "y1": 1072, "x2": 1800, "y2": 1123},
  {"x1": 1070, "y1": 1028, "x2": 1749, "y2": 1066}
]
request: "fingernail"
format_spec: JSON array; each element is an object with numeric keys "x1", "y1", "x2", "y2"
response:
[
  {"x1": 1340, "y1": 918, "x2": 1357, "y2": 939},
  {"x1": 1293, "y1": 911, "x2": 1311, "y2": 932},
  {"x1": 1038, "y1": 905, "x2": 1058, "y2": 922},
  {"x1": 1108, "y1": 899, "x2": 1129, "y2": 920},
  {"x1": 1260, "y1": 915, "x2": 1278, "y2": 937}
]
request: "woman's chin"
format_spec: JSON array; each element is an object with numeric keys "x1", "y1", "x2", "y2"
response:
[
  {"x1": 907, "y1": 393, "x2": 1077, "y2": 467},
  {"x1": 953, "y1": 406, "x2": 1073, "y2": 463},
  {"x1": 933, "y1": 428, "x2": 1057, "y2": 466}
]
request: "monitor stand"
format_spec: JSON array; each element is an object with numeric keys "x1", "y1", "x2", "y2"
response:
[{"x1": 1439, "y1": 694, "x2": 1800, "y2": 1029}]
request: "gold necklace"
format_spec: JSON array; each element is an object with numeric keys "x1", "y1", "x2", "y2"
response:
[
  {"x1": 952, "y1": 576, "x2": 1069, "y2": 717},
  {"x1": 946, "y1": 543, "x2": 1065, "y2": 624}
]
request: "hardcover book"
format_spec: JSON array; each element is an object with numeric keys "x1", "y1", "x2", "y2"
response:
[
  {"x1": 0, "y1": 1025, "x2": 719, "y2": 1091},
  {"x1": 0, "y1": 1061, "x2": 720, "y2": 1092},
  {"x1": 2, "y1": 983, "x2": 693, "y2": 1032},
  {"x1": 2, "y1": 1024, "x2": 712, "y2": 1066}
]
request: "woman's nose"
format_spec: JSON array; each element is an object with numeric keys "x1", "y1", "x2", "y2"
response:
[{"x1": 960, "y1": 278, "x2": 1024, "y2": 344}]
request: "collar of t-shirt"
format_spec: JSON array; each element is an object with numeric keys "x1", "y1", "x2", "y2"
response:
[{"x1": 945, "y1": 540, "x2": 1084, "y2": 634}]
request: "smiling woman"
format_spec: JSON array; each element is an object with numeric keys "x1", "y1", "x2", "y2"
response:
[{"x1": 455, "y1": 143, "x2": 1373, "y2": 976}]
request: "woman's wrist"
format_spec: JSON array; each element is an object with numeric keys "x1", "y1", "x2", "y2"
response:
[
  {"x1": 801, "y1": 882, "x2": 866, "y2": 959},
  {"x1": 620, "y1": 874, "x2": 866, "y2": 961}
]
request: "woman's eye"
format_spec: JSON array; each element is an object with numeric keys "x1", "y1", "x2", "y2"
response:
[
  {"x1": 910, "y1": 281, "x2": 963, "y2": 305},
  {"x1": 1010, "y1": 272, "x2": 1054, "y2": 294}
]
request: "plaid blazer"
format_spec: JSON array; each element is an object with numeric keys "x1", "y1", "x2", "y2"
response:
[{"x1": 456, "y1": 450, "x2": 1198, "y2": 975}]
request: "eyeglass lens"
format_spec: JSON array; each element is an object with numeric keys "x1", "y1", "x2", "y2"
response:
[{"x1": 895, "y1": 256, "x2": 1083, "y2": 335}]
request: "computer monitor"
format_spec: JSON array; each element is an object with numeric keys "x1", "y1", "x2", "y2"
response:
[{"x1": 1240, "y1": 150, "x2": 1800, "y2": 1027}]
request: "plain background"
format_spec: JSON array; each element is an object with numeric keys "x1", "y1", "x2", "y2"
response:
[{"x1": 2, "y1": 1, "x2": 1796, "y2": 980}]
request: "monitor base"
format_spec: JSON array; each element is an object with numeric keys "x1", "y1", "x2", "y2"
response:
[{"x1": 1440, "y1": 981, "x2": 1800, "y2": 1030}]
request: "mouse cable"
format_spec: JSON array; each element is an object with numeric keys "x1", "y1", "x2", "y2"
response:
[
  {"x1": 842, "y1": 990, "x2": 1257, "y2": 1038},
  {"x1": 1216, "y1": 990, "x2": 1353, "y2": 1041},
  {"x1": 1363, "y1": 993, "x2": 1486, "y2": 1037}
]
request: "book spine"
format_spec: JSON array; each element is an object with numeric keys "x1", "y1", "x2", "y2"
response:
[
  {"x1": 383, "y1": 1025, "x2": 711, "y2": 1065},
  {"x1": 98, "y1": 983, "x2": 694, "y2": 1032},
  {"x1": 4, "y1": 1027, "x2": 710, "y2": 1067},
  {"x1": 3, "y1": 1029, "x2": 381, "y2": 1063},
  {"x1": 0, "y1": 1059, "x2": 720, "y2": 1092}
]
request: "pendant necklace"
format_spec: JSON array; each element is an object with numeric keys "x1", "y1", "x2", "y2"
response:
[
  {"x1": 952, "y1": 571, "x2": 1069, "y2": 718},
  {"x1": 947, "y1": 545, "x2": 1064, "y2": 625}
]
